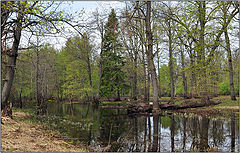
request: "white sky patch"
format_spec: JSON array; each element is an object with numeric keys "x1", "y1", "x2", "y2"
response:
[{"x1": 19, "y1": 1, "x2": 125, "y2": 51}]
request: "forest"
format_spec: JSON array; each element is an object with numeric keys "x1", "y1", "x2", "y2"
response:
[{"x1": 1, "y1": 1, "x2": 240, "y2": 152}]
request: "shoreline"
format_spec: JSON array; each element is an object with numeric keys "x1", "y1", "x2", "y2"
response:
[
  {"x1": 175, "y1": 105, "x2": 239, "y2": 117},
  {"x1": 1, "y1": 110, "x2": 93, "y2": 152},
  {"x1": 1, "y1": 96, "x2": 238, "y2": 152}
]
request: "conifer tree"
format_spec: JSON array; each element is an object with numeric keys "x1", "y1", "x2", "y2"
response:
[{"x1": 100, "y1": 9, "x2": 127, "y2": 101}]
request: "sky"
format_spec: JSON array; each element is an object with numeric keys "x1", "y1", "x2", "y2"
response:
[
  {"x1": 20, "y1": 1, "x2": 125, "y2": 50},
  {"x1": 47, "y1": 1, "x2": 125, "y2": 50},
  {"x1": 19, "y1": 1, "x2": 239, "y2": 61}
]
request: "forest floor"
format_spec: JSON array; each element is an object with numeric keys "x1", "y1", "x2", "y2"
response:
[
  {"x1": 173, "y1": 96, "x2": 239, "y2": 117},
  {"x1": 1, "y1": 110, "x2": 92, "y2": 152}
]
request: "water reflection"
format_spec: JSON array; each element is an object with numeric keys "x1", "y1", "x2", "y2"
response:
[{"x1": 46, "y1": 103, "x2": 239, "y2": 152}]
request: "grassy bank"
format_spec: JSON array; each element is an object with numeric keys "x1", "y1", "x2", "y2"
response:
[
  {"x1": 175, "y1": 96, "x2": 239, "y2": 117},
  {"x1": 100, "y1": 95, "x2": 239, "y2": 117},
  {"x1": 1, "y1": 109, "x2": 92, "y2": 152}
]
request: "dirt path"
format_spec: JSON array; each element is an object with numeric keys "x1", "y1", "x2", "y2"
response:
[{"x1": 1, "y1": 111, "x2": 92, "y2": 152}]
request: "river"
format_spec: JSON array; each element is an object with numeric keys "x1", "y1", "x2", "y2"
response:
[{"x1": 38, "y1": 102, "x2": 240, "y2": 152}]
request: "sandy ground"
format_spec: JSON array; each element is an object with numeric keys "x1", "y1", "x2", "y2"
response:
[{"x1": 1, "y1": 111, "x2": 91, "y2": 152}]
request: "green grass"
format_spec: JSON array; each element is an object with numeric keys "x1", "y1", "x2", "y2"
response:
[
  {"x1": 215, "y1": 100, "x2": 239, "y2": 107},
  {"x1": 212, "y1": 95, "x2": 239, "y2": 101},
  {"x1": 100, "y1": 101, "x2": 129, "y2": 106},
  {"x1": 159, "y1": 96, "x2": 239, "y2": 111},
  {"x1": 159, "y1": 97, "x2": 186, "y2": 105},
  {"x1": 159, "y1": 97, "x2": 171, "y2": 101},
  {"x1": 174, "y1": 100, "x2": 185, "y2": 105},
  {"x1": 13, "y1": 107, "x2": 35, "y2": 114},
  {"x1": 101, "y1": 101, "x2": 128, "y2": 104},
  {"x1": 212, "y1": 96, "x2": 239, "y2": 108}
]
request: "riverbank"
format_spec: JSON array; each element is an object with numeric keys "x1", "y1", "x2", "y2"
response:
[
  {"x1": 1, "y1": 110, "x2": 92, "y2": 152},
  {"x1": 100, "y1": 95, "x2": 239, "y2": 117},
  {"x1": 1, "y1": 96, "x2": 238, "y2": 152},
  {"x1": 175, "y1": 96, "x2": 239, "y2": 117}
]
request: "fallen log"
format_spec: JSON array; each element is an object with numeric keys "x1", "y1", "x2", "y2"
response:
[
  {"x1": 101, "y1": 100, "x2": 222, "y2": 113},
  {"x1": 103, "y1": 113, "x2": 151, "y2": 118},
  {"x1": 159, "y1": 100, "x2": 221, "y2": 110},
  {"x1": 127, "y1": 103, "x2": 152, "y2": 113},
  {"x1": 101, "y1": 106, "x2": 127, "y2": 109}
]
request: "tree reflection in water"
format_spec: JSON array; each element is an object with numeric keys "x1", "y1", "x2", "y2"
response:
[
  {"x1": 46, "y1": 103, "x2": 240, "y2": 152},
  {"x1": 152, "y1": 114, "x2": 159, "y2": 152}
]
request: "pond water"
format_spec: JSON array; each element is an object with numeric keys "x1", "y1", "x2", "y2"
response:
[{"x1": 41, "y1": 102, "x2": 239, "y2": 152}]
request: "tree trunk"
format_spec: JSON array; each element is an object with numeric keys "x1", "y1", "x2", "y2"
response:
[
  {"x1": 96, "y1": 23, "x2": 104, "y2": 102},
  {"x1": 187, "y1": 41, "x2": 196, "y2": 98},
  {"x1": 139, "y1": 14, "x2": 148, "y2": 102},
  {"x1": 170, "y1": 115, "x2": 175, "y2": 152},
  {"x1": 69, "y1": 103, "x2": 74, "y2": 116},
  {"x1": 84, "y1": 35, "x2": 94, "y2": 101},
  {"x1": 42, "y1": 66, "x2": 47, "y2": 100},
  {"x1": 56, "y1": 86, "x2": 60, "y2": 102},
  {"x1": 144, "y1": 117, "x2": 147, "y2": 152},
  {"x1": 30, "y1": 65, "x2": 34, "y2": 100},
  {"x1": 157, "y1": 44, "x2": 161, "y2": 98},
  {"x1": 132, "y1": 49, "x2": 138, "y2": 100},
  {"x1": 132, "y1": 69, "x2": 137, "y2": 100},
  {"x1": 167, "y1": 8, "x2": 175, "y2": 101},
  {"x1": 19, "y1": 90, "x2": 22, "y2": 109},
  {"x1": 145, "y1": 1, "x2": 159, "y2": 110},
  {"x1": 1, "y1": 1, "x2": 13, "y2": 38},
  {"x1": 145, "y1": 42, "x2": 150, "y2": 102},
  {"x1": 198, "y1": 1, "x2": 207, "y2": 96},
  {"x1": 147, "y1": 68, "x2": 150, "y2": 101},
  {"x1": 231, "y1": 114, "x2": 235, "y2": 152},
  {"x1": 55, "y1": 71, "x2": 61, "y2": 103},
  {"x1": 1, "y1": 7, "x2": 24, "y2": 110},
  {"x1": 143, "y1": 61, "x2": 148, "y2": 101},
  {"x1": 199, "y1": 117, "x2": 209, "y2": 151},
  {"x1": 142, "y1": 54, "x2": 148, "y2": 101},
  {"x1": 224, "y1": 13, "x2": 236, "y2": 101},
  {"x1": 168, "y1": 26, "x2": 175, "y2": 101},
  {"x1": 148, "y1": 116, "x2": 152, "y2": 150},
  {"x1": 152, "y1": 114, "x2": 159, "y2": 152},
  {"x1": 190, "y1": 53, "x2": 196, "y2": 98},
  {"x1": 174, "y1": 72, "x2": 177, "y2": 97},
  {"x1": 96, "y1": 58, "x2": 102, "y2": 101},
  {"x1": 115, "y1": 88, "x2": 121, "y2": 101},
  {"x1": 180, "y1": 49, "x2": 188, "y2": 98},
  {"x1": 87, "y1": 56, "x2": 93, "y2": 100},
  {"x1": 134, "y1": 117, "x2": 139, "y2": 151},
  {"x1": 182, "y1": 117, "x2": 186, "y2": 151},
  {"x1": 36, "y1": 37, "x2": 41, "y2": 108},
  {"x1": 19, "y1": 69, "x2": 24, "y2": 108}
]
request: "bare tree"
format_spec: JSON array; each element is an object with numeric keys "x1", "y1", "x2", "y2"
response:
[
  {"x1": 222, "y1": 2, "x2": 236, "y2": 100},
  {"x1": 145, "y1": 1, "x2": 159, "y2": 110},
  {"x1": 1, "y1": 1, "x2": 74, "y2": 111}
]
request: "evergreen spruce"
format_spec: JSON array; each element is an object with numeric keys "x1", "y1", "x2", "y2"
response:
[{"x1": 100, "y1": 9, "x2": 127, "y2": 101}]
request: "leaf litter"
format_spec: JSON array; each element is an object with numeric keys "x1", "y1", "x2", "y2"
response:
[{"x1": 1, "y1": 111, "x2": 92, "y2": 152}]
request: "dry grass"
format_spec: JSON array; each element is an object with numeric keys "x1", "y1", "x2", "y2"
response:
[{"x1": 1, "y1": 111, "x2": 91, "y2": 152}]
